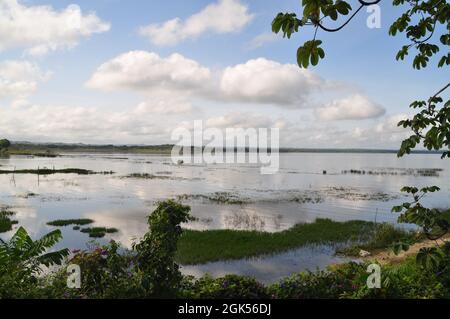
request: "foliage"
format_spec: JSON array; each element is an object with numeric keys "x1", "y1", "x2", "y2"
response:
[
  {"x1": 133, "y1": 199, "x2": 194, "y2": 298},
  {"x1": 338, "y1": 222, "x2": 418, "y2": 256},
  {"x1": 269, "y1": 264, "x2": 358, "y2": 299},
  {"x1": 0, "y1": 227, "x2": 69, "y2": 298},
  {"x1": 0, "y1": 227, "x2": 69, "y2": 274},
  {"x1": 272, "y1": 0, "x2": 449, "y2": 277},
  {"x1": 392, "y1": 188, "x2": 449, "y2": 269},
  {"x1": 0, "y1": 139, "x2": 11, "y2": 150},
  {"x1": 390, "y1": 0, "x2": 450, "y2": 70},
  {"x1": 398, "y1": 85, "x2": 450, "y2": 158},
  {"x1": 183, "y1": 275, "x2": 269, "y2": 299},
  {"x1": 272, "y1": 0, "x2": 449, "y2": 70},
  {"x1": 56, "y1": 241, "x2": 145, "y2": 299}
]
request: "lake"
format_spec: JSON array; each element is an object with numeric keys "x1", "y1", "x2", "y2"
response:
[{"x1": 1, "y1": 152, "x2": 449, "y2": 282}]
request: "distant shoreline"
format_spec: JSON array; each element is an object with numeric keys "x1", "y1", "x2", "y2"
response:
[{"x1": 6, "y1": 142, "x2": 443, "y2": 156}]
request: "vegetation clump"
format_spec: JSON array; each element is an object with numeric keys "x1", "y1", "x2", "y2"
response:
[
  {"x1": 342, "y1": 168, "x2": 443, "y2": 177},
  {"x1": 47, "y1": 219, "x2": 94, "y2": 227},
  {"x1": 80, "y1": 227, "x2": 119, "y2": 238},
  {"x1": 133, "y1": 199, "x2": 194, "y2": 297},
  {"x1": 124, "y1": 173, "x2": 172, "y2": 180},
  {"x1": 176, "y1": 218, "x2": 375, "y2": 265},
  {"x1": 337, "y1": 223, "x2": 419, "y2": 257},
  {"x1": 0, "y1": 210, "x2": 18, "y2": 233},
  {"x1": 177, "y1": 192, "x2": 250, "y2": 205},
  {"x1": 0, "y1": 139, "x2": 11, "y2": 156},
  {"x1": 0, "y1": 168, "x2": 92, "y2": 175}
]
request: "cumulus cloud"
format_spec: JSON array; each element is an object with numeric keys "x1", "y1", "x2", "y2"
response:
[
  {"x1": 0, "y1": 0, "x2": 110, "y2": 56},
  {"x1": 315, "y1": 94, "x2": 385, "y2": 121},
  {"x1": 86, "y1": 51, "x2": 211, "y2": 96},
  {"x1": 139, "y1": 0, "x2": 253, "y2": 46},
  {"x1": 220, "y1": 58, "x2": 323, "y2": 107},
  {"x1": 374, "y1": 113, "x2": 410, "y2": 134},
  {"x1": 0, "y1": 60, "x2": 50, "y2": 99},
  {"x1": 87, "y1": 53, "x2": 327, "y2": 108}
]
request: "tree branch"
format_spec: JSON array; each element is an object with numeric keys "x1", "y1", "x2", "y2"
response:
[{"x1": 318, "y1": 4, "x2": 365, "y2": 32}]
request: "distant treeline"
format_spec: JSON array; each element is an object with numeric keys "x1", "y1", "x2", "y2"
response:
[{"x1": 8, "y1": 142, "x2": 443, "y2": 155}]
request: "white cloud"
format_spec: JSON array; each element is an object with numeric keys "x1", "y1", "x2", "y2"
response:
[
  {"x1": 139, "y1": 0, "x2": 253, "y2": 46},
  {"x1": 0, "y1": 0, "x2": 110, "y2": 56},
  {"x1": 0, "y1": 102, "x2": 177, "y2": 144},
  {"x1": 86, "y1": 51, "x2": 211, "y2": 96},
  {"x1": 0, "y1": 60, "x2": 50, "y2": 99},
  {"x1": 134, "y1": 99, "x2": 194, "y2": 115},
  {"x1": 220, "y1": 58, "x2": 323, "y2": 107},
  {"x1": 374, "y1": 113, "x2": 410, "y2": 134},
  {"x1": 87, "y1": 53, "x2": 327, "y2": 108},
  {"x1": 205, "y1": 112, "x2": 287, "y2": 129},
  {"x1": 315, "y1": 94, "x2": 385, "y2": 121},
  {"x1": 247, "y1": 32, "x2": 279, "y2": 49}
]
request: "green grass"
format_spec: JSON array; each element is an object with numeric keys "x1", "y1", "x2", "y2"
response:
[
  {"x1": 0, "y1": 210, "x2": 18, "y2": 233},
  {"x1": 337, "y1": 223, "x2": 418, "y2": 256},
  {"x1": 47, "y1": 219, "x2": 94, "y2": 227},
  {"x1": 80, "y1": 227, "x2": 119, "y2": 238},
  {"x1": 8, "y1": 150, "x2": 59, "y2": 157},
  {"x1": 176, "y1": 218, "x2": 375, "y2": 265}
]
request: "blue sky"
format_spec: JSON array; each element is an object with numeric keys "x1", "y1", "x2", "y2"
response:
[{"x1": 0, "y1": 0, "x2": 447, "y2": 147}]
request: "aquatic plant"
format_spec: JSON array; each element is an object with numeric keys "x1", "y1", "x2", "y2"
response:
[
  {"x1": 177, "y1": 218, "x2": 375, "y2": 265},
  {"x1": 341, "y1": 168, "x2": 443, "y2": 177},
  {"x1": 337, "y1": 223, "x2": 419, "y2": 257},
  {"x1": 80, "y1": 227, "x2": 119, "y2": 238},
  {"x1": 177, "y1": 192, "x2": 250, "y2": 205},
  {"x1": 47, "y1": 219, "x2": 94, "y2": 227},
  {"x1": 0, "y1": 210, "x2": 18, "y2": 233}
]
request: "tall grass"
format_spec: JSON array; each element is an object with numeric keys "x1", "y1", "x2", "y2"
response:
[{"x1": 176, "y1": 218, "x2": 374, "y2": 264}]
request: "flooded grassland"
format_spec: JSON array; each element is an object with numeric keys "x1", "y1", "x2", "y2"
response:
[{"x1": 0, "y1": 152, "x2": 449, "y2": 283}]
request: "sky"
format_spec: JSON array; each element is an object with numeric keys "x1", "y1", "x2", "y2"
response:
[{"x1": 0, "y1": 0, "x2": 447, "y2": 148}]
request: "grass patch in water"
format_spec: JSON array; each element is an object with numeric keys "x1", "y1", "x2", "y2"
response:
[
  {"x1": 0, "y1": 210, "x2": 18, "y2": 233},
  {"x1": 336, "y1": 224, "x2": 418, "y2": 256},
  {"x1": 337, "y1": 209, "x2": 450, "y2": 256},
  {"x1": 177, "y1": 192, "x2": 249, "y2": 205},
  {"x1": 47, "y1": 219, "x2": 94, "y2": 227},
  {"x1": 0, "y1": 168, "x2": 114, "y2": 175},
  {"x1": 176, "y1": 218, "x2": 375, "y2": 265},
  {"x1": 80, "y1": 227, "x2": 119, "y2": 238},
  {"x1": 124, "y1": 173, "x2": 171, "y2": 180}
]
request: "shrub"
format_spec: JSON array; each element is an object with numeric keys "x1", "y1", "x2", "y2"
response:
[
  {"x1": 0, "y1": 227, "x2": 69, "y2": 298},
  {"x1": 56, "y1": 241, "x2": 146, "y2": 299},
  {"x1": 133, "y1": 199, "x2": 194, "y2": 298},
  {"x1": 185, "y1": 275, "x2": 269, "y2": 299}
]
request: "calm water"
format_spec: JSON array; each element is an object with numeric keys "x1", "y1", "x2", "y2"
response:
[{"x1": 1, "y1": 153, "x2": 449, "y2": 281}]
